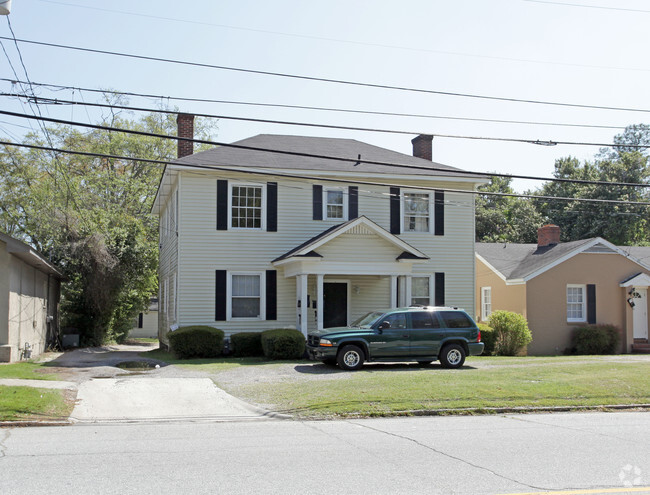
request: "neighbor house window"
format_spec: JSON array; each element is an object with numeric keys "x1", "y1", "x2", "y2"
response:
[
  {"x1": 403, "y1": 192, "x2": 430, "y2": 232},
  {"x1": 231, "y1": 273, "x2": 262, "y2": 318},
  {"x1": 411, "y1": 276, "x2": 431, "y2": 306},
  {"x1": 567, "y1": 284, "x2": 586, "y2": 322},
  {"x1": 481, "y1": 287, "x2": 492, "y2": 321},
  {"x1": 231, "y1": 185, "x2": 263, "y2": 229},
  {"x1": 324, "y1": 188, "x2": 346, "y2": 220}
]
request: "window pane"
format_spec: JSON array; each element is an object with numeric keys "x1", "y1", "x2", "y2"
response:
[
  {"x1": 383, "y1": 313, "x2": 407, "y2": 329},
  {"x1": 231, "y1": 186, "x2": 262, "y2": 229},
  {"x1": 232, "y1": 275, "x2": 260, "y2": 297},
  {"x1": 326, "y1": 190, "x2": 344, "y2": 219},
  {"x1": 411, "y1": 312, "x2": 437, "y2": 329},
  {"x1": 232, "y1": 298, "x2": 260, "y2": 318},
  {"x1": 412, "y1": 277, "x2": 429, "y2": 297},
  {"x1": 404, "y1": 193, "x2": 430, "y2": 232},
  {"x1": 439, "y1": 311, "x2": 474, "y2": 328}
]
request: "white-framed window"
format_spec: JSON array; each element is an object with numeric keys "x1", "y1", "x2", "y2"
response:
[
  {"x1": 411, "y1": 276, "x2": 432, "y2": 306},
  {"x1": 402, "y1": 191, "x2": 432, "y2": 233},
  {"x1": 228, "y1": 272, "x2": 265, "y2": 320},
  {"x1": 567, "y1": 284, "x2": 586, "y2": 322},
  {"x1": 481, "y1": 287, "x2": 492, "y2": 321},
  {"x1": 229, "y1": 184, "x2": 265, "y2": 230},
  {"x1": 324, "y1": 187, "x2": 346, "y2": 220}
]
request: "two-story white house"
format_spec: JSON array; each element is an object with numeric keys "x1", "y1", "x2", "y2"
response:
[{"x1": 153, "y1": 115, "x2": 485, "y2": 345}]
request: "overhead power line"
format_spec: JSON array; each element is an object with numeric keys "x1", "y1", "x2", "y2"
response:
[
  {"x1": 523, "y1": 0, "x2": 650, "y2": 13},
  {"x1": 4, "y1": 94, "x2": 650, "y2": 190},
  {"x1": 3, "y1": 103, "x2": 650, "y2": 155},
  {"x1": 0, "y1": 81, "x2": 628, "y2": 131},
  {"x1": 3, "y1": 36, "x2": 650, "y2": 114},
  {"x1": 3, "y1": 140, "x2": 650, "y2": 207}
]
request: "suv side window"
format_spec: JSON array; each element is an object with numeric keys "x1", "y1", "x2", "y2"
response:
[
  {"x1": 382, "y1": 313, "x2": 407, "y2": 329},
  {"x1": 439, "y1": 311, "x2": 474, "y2": 328},
  {"x1": 410, "y1": 311, "x2": 440, "y2": 329}
]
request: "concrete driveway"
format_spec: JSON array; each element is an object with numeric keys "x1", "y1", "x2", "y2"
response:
[{"x1": 41, "y1": 343, "x2": 284, "y2": 423}]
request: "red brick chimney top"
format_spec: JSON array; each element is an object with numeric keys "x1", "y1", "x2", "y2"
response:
[
  {"x1": 537, "y1": 224, "x2": 561, "y2": 247},
  {"x1": 411, "y1": 134, "x2": 433, "y2": 161},
  {"x1": 177, "y1": 113, "x2": 195, "y2": 159}
]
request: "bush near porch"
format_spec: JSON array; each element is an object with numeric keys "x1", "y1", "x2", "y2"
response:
[
  {"x1": 570, "y1": 324, "x2": 621, "y2": 355},
  {"x1": 261, "y1": 329, "x2": 306, "y2": 360},
  {"x1": 167, "y1": 326, "x2": 225, "y2": 359}
]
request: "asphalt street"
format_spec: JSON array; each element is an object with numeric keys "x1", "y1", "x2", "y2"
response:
[{"x1": 1, "y1": 412, "x2": 649, "y2": 495}]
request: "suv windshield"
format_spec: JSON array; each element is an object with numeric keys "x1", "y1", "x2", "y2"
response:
[{"x1": 350, "y1": 311, "x2": 385, "y2": 328}]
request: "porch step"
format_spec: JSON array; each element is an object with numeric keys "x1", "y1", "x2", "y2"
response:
[{"x1": 632, "y1": 343, "x2": 650, "y2": 354}]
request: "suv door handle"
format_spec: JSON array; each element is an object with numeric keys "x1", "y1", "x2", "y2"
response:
[{"x1": 402, "y1": 334, "x2": 409, "y2": 338}]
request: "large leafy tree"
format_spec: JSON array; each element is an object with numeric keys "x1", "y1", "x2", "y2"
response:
[
  {"x1": 475, "y1": 175, "x2": 546, "y2": 243},
  {"x1": 0, "y1": 102, "x2": 215, "y2": 345}
]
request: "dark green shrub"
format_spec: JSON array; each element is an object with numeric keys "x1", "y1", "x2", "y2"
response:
[
  {"x1": 487, "y1": 310, "x2": 532, "y2": 356},
  {"x1": 478, "y1": 323, "x2": 496, "y2": 356},
  {"x1": 167, "y1": 326, "x2": 224, "y2": 359},
  {"x1": 261, "y1": 328, "x2": 305, "y2": 360},
  {"x1": 230, "y1": 332, "x2": 263, "y2": 357},
  {"x1": 573, "y1": 324, "x2": 621, "y2": 355}
]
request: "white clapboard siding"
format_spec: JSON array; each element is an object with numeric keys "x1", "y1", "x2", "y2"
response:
[{"x1": 172, "y1": 170, "x2": 477, "y2": 334}]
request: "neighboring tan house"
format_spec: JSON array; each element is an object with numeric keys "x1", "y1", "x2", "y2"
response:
[
  {"x1": 476, "y1": 225, "x2": 650, "y2": 355},
  {"x1": 153, "y1": 115, "x2": 486, "y2": 345},
  {"x1": 130, "y1": 298, "x2": 159, "y2": 338},
  {"x1": 0, "y1": 232, "x2": 62, "y2": 362}
]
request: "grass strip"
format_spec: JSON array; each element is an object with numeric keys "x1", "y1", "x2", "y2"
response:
[{"x1": 0, "y1": 386, "x2": 73, "y2": 421}]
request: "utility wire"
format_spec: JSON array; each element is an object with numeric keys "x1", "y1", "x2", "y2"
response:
[
  {"x1": 5, "y1": 94, "x2": 650, "y2": 189},
  {"x1": 2, "y1": 140, "x2": 650, "y2": 207},
  {"x1": 523, "y1": 0, "x2": 650, "y2": 13},
  {"x1": 0, "y1": 78, "x2": 628, "y2": 131},
  {"x1": 35, "y1": 0, "x2": 650, "y2": 73},
  {"x1": 3, "y1": 36, "x2": 650, "y2": 114}
]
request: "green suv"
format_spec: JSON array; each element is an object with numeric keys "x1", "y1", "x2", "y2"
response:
[{"x1": 307, "y1": 306, "x2": 484, "y2": 371}]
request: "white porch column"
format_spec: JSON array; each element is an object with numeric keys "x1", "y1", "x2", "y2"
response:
[
  {"x1": 390, "y1": 275, "x2": 398, "y2": 308},
  {"x1": 317, "y1": 274, "x2": 324, "y2": 330},
  {"x1": 296, "y1": 274, "x2": 309, "y2": 336},
  {"x1": 405, "y1": 275, "x2": 412, "y2": 307}
]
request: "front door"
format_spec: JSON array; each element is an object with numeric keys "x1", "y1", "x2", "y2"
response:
[
  {"x1": 633, "y1": 288, "x2": 648, "y2": 340},
  {"x1": 323, "y1": 282, "x2": 347, "y2": 328}
]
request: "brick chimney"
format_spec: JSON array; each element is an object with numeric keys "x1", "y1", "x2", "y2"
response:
[
  {"x1": 412, "y1": 134, "x2": 433, "y2": 161},
  {"x1": 176, "y1": 113, "x2": 195, "y2": 158},
  {"x1": 537, "y1": 224, "x2": 561, "y2": 247}
]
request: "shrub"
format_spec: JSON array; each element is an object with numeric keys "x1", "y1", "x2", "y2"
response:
[
  {"x1": 261, "y1": 328, "x2": 305, "y2": 360},
  {"x1": 572, "y1": 324, "x2": 621, "y2": 355},
  {"x1": 167, "y1": 326, "x2": 224, "y2": 359},
  {"x1": 478, "y1": 323, "x2": 496, "y2": 356},
  {"x1": 487, "y1": 310, "x2": 532, "y2": 356},
  {"x1": 230, "y1": 332, "x2": 263, "y2": 357}
]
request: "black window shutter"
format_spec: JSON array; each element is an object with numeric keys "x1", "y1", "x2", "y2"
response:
[
  {"x1": 587, "y1": 284, "x2": 596, "y2": 324},
  {"x1": 138, "y1": 313, "x2": 143, "y2": 329},
  {"x1": 267, "y1": 182, "x2": 277, "y2": 232},
  {"x1": 390, "y1": 187, "x2": 400, "y2": 234},
  {"x1": 435, "y1": 273, "x2": 445, "y2": 306},
  {"x1": 215, "y1": 270, "x2": 227, "y2": 321},
  {"x1": 266, "y1": 270, "x2": 277, "y2": 320},
  {"x1": 313, "y1": 185, "x2": 323, "y2": 220},
  {"x1": 216, "y1": 180, "x2": 228, "y2": 230},
  {"x1": 434, "y1": 190, "x2": 445, "y2": 236},
  {"x1": 348, "y1": 186, "x2": 358, "y2": 220}
]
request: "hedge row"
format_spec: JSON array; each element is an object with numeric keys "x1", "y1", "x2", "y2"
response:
[{"x1": 167, "y1": 327, "x2": 305, "y2": 360}]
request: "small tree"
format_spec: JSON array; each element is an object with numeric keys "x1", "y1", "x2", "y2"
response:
[{"x1": 488, "y1": 310, "x2": 532, "y2": 356}]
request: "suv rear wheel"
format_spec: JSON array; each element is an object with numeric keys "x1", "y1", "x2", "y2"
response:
[
  {"x1": 440, "y1": 344, "x2": 466, "y2": 369},
  {"x1": 337, "y1": 344, "x2": 365, "y2": 371}
]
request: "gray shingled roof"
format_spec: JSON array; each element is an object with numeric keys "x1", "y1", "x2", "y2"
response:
[
  {"x1": 477, "y1": 240, "x2": 650, "y2": 281},
  {"x1": 176, "y1": 134, "x2": 476, "y2": 178},
  {"x1": 476, "y1": 239, "x2": 596, "y2": 280}
]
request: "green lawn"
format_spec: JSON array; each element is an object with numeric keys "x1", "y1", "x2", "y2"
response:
[
  {"x1": 0, "y1": 386, "x2": 73, "y2": 421},
  {"x1": 0, "y1": 362, "x2": 59, "y2": 380},
  {"x1": 139, "y1": 351, "x2": 650, "y2": 419}
]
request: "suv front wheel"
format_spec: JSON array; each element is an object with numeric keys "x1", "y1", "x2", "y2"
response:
[
  {"x1": 337, "y1": 344, "x2": 365, "y2": 371},
  {"x1": 440, "y1": 344, "x2": 466, "y2": 369}
]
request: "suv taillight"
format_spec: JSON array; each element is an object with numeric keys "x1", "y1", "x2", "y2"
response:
[{"x1": 477, "y1": 330, "x2": 481, "y2": 342}]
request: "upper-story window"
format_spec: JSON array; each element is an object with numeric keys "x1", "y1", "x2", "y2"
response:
[
  {"x1": 230, "y1": 184, "x2": 265, "y2": 229},
  {"x1": 403, "y1": 192, "x2": 431, "y2": 232},
  {"x1": 324, "y1": 188, "x2": 346, "y2": 220}
]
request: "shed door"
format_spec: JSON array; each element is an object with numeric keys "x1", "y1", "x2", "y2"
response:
[
  {"x1": 323, "y1": 283, "x2": 347, "y2": 328},
  {"x1": 633, "y1": 288, "x2": 648, "y2": 340}
]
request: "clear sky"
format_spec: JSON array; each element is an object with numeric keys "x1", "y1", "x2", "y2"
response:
[{"x1": 1, "y1": 0, "x2": 650, "y2": 191}]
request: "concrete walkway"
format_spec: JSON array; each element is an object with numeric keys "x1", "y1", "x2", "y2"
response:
[
  {"x1": 3, "y1": 343, "x2": 286, "y2": 424},
  {"x1": 69, "y1": 377, "x2": 280, "y2": 423}
]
